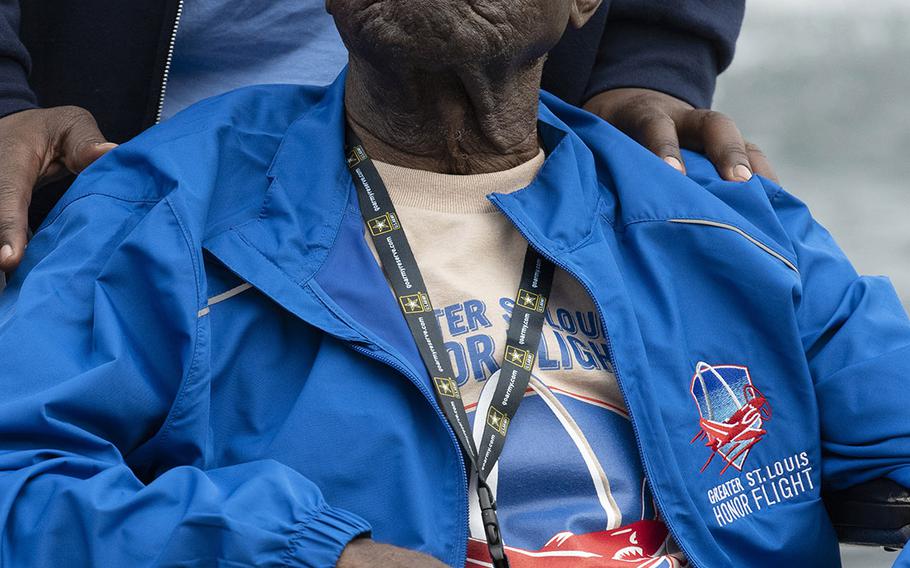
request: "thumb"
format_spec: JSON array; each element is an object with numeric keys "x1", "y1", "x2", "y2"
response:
[
  {"x1": 55, "y1": 107, "x2": 117, "y2": 174},
  {"x1": 0, "y1": 147, "x2": 36, "y2": 272},
  {"x1": 0, "y1": 196, "x2": 30, "y2": 273},
  {"x1": 72, "y1": 141, "x2": 118, "y2": 173}
]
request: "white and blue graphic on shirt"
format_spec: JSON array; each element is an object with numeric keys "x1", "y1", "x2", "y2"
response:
[{"x1": 440, "y1": 297, "x2": 686, "y2": 567}]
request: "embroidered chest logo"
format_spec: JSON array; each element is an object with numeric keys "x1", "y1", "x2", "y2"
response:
[{"x1": 689, "y1": 362, "x2": 772, "y2": 475}]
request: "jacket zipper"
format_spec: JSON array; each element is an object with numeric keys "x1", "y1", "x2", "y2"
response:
[
  {"x1": 155, "y1": 0, "x2": 185, "y2": 124},
  {"x1": 350, "y1": 344, "x2": 470, "y2": 566},
  {"x1": 491, "y1": 199, "x2": 705, "y2": 568}
]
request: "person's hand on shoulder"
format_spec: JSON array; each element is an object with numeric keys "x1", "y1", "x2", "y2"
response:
[
  {"x1": 337, "y1": 538, "x2": 449, "y2": 568},
  {"x1": 0, "y1": 106, "x2": 117, "y2": 271},
  {"x1": 584, "y1": 87, "x2": 778, "y2": 184}
]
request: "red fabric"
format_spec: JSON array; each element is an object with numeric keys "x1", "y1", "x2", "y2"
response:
[{"x1": 466, "y1": 520, "x2": 687, "y2": 567}]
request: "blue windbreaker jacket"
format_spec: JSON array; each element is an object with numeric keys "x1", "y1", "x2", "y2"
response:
[{"x1": 2, "y1": 73, "x2": 910, "y2": 568}]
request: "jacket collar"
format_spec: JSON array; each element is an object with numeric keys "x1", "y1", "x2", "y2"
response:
[
  {"x1": 255, "y1": 71, "x2": 604, "y2": 271},
  {"x1": 203, "y1": 69, "x2": 794, "y2": 353}
]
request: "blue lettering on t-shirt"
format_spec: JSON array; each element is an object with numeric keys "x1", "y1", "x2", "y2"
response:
[
  {"x1": 466, "y1": 334, "x2": 499, "y2": 381},
  {"x1": 576, "y1": 311, "x2": 600, "y2": 339},
  {"x1": 445, "y1": 341, "x2": 469, "y2": 386},
  {"x1": 551, "y1": 331, "x2": 574, "y2": 370},
  {"x1": 544, "y1": 308, "x2": 561, "y2": 331},
  {"x1": 537, "y1": 334, "x2": 561, "y2": 371},
  {"x1": 464, "y1": 300, "x2": 492, "y2": 331},
  {"x1": 556, "y1": 309, "x2": 577, "y2": 334},
  {"x1": 588, "y1": 341, "x2": 613, "y2": 373},
  {"x1": 445, "y1": 303, "x2": 468, "y2": 336},
  {"x1": 499, "y1": 297, "x2": 514, "y2": 324},
  {"x1": 566, "y1": 335, "x2": 597, "y2": 370},
  {"x1": 453, "y1": 298, "x2": 611, "y2": 376}
]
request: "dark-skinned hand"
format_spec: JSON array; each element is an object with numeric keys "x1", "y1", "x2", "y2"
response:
[
  {"x1": 584, "y1": 87, "x2": 778, "y2": 184},
  {"x1": 0, "y1": 106, "x2": 116, "y2": 271},
  {"x1": 336, "y1": 538, "x2": 448, "y2": 568}
]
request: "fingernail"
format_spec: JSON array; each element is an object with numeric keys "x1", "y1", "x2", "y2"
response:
[
  {"x1": 0, "y1": 244, "x2": 13, "y2": 262},
  {"x1": 734, "y1": 164, "x2": 753, "y2": 181},
  {"x1": 94, "y1": 142, "x2": 118, "y2": 150},
  {"x1": 664, "y1": 156, "x2": 684, "y2": 172}
]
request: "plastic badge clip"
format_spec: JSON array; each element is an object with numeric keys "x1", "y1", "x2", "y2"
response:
[{"x1": 477, "y1": 481, "x2": 510, "y2": 568}]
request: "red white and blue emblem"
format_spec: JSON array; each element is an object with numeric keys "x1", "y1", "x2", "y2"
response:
[{"x1": 689, "y1": 362, "x2": 772, "y2": 475}]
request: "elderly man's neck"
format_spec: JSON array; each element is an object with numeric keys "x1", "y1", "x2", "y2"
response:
[{"x1": 344, "y1": 58, "x2": 543, "y2": 175}]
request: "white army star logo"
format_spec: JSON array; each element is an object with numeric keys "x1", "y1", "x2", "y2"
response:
[
  {"x1": 399, "y1": 292, "x2": 429, "y2": 314},
  {"x1": 504, "y1": 345, "x2": 534, "y2": 371},
  {"x1": 516, "y1": 288, "x2": 546, "y2": 312},
  {"x1": 487, "y1": 407, "x2": 510, "y2": 436},
  {"x1": 347, "y1": 146, "x2": 367, "y2": 167},
  {"x1": 368, "y1": 213, "x2": 397, "y2": 236},
  {"x1": 434, "y1": 377, "x2": 460, "y2": 399}
]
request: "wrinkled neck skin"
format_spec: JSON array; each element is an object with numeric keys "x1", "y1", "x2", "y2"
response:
[{"x1": 344, "y1": 56, "x2": 543, "y2": 175}]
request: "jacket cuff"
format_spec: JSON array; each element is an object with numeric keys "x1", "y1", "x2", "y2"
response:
[
  {"x1": 0, "y1": 58, "x2": 38, "y2": 119},
  {"x1": 584, "y1": 20, "x2": 720, "y2": 109},
  {"x1": 285, "y1": 504, "x2": 372, "y2": 568}
]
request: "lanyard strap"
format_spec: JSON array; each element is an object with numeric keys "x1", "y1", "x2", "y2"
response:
[{"x1": 345, "y1": 128, "x2": 554, "y2": 567}]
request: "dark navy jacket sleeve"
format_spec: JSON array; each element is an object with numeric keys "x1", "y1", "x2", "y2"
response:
[
  {"x1": 768, "y1": 186, "x2": 910, "y2": 494},
  {"x1": 0, "y1": 154, "x2": 369, "y2": 566},
  {"x1": 0, "y1": 0, "x2": 37, "y2": 117},
  {"x1": 585, "y1": 0, "x2": 746, "y2": 108}
]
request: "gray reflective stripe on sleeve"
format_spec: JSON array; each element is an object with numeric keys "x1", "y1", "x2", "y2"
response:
[
  {"x1": 197, "y1": 283, "x2": 253, "y2": 318},
  {"x1": 668, "y1": 219, "x2": 800, "y2": 275}
]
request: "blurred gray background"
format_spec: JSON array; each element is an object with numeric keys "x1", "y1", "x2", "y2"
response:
[
  {"x1": 714, "y1": 1, "x2": 909, "y2": 565},
  {"x1": 716, "y1": 0, "x2": 910, "y2": 308}
]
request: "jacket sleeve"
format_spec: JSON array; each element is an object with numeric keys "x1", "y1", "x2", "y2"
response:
[
  {"x1": 0, "y1": 0, "x2": 38, "y2": 117},
  {"x1": 769, "y1": 186, "x2": 910, "y2": 493},
  {"x1": 0, "y1": 167, "x2": 370, "y2": 566},
  {"x1": 584, "y1": 0, "x2": 746, "y2": 109}
]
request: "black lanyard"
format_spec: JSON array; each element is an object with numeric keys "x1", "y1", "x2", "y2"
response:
[{"x1": 345, "y1": 128, "x2": 554, "y2": 568}]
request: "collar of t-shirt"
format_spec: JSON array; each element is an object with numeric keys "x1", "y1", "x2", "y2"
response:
[{"x1": 372, "y1": 150, "x2": 546, "y2": 214}]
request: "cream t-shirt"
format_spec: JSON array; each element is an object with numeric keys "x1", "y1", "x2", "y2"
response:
[{"x1": 369, "y1": 154, "x2": 686, "y2": 567}]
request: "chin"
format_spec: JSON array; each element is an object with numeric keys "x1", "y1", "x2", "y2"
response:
[{"x1": 333, "y1": 0, "x2": 559, "y2": 70}]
